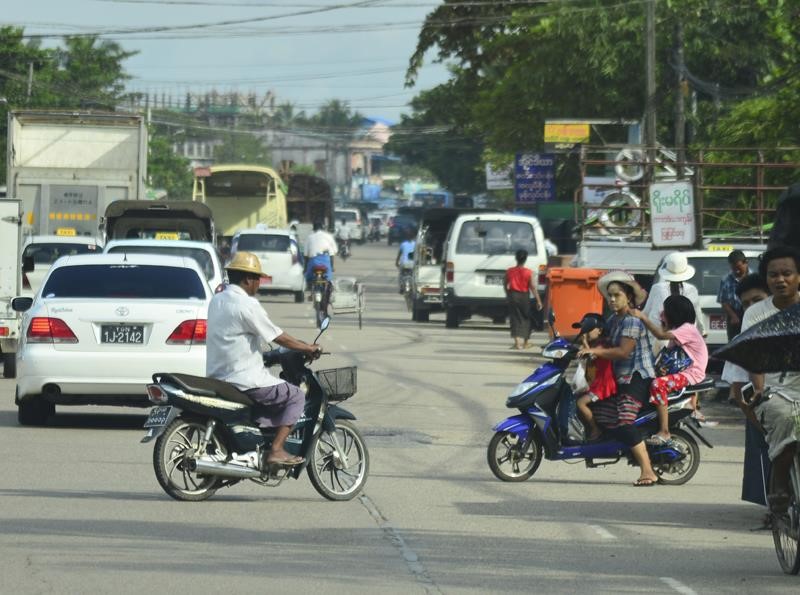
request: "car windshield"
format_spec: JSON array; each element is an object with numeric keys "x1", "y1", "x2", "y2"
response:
[
  {"x1": 237, "y1": 234, "x2": 291, "y2": 252},
  {"x1": 42, "y1": 265, "x2": 206, "y2": 299},
  {"x1": 686, "y1": 257, "x2": 734, "y2": 294},
  {"x1": 107, "y1": 245, "x2": 215, "y2": 281},
  {"x1": 456, "y1": 221, "x2": 538, "y2": 255},
  {"x1": 23, "y1": 242, "x2": 99, "y2": 265},
  {"x1": 335, "y1": 211, "x2": 358, "y2": 222}
]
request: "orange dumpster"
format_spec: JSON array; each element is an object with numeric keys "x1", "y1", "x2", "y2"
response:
[{"x1": 545, "y1": 268, "x2": 605, "y2": 336}]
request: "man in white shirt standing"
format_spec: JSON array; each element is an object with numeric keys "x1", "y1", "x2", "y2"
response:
[
  {"x1": 304, "y1": 220, "x2": 338, "y2": 284},
  {"x1": 207, "y1": 251, "x2": 321, "y2": 466}
]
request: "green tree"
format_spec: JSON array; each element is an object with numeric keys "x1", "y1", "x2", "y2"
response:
[
  {"x1": 308, "y1": 99, "x2": 362, "y2": 133},
  {"x1": 147, "y1": 132, "x2": 193, "y2": 199},
  {"x1": 385, "y1": 76, "x2": 484, "y2": 193}
]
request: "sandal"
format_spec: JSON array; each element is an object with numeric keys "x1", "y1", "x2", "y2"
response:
[
  {"x1": 267, "y1": 454, "x2": 305, "y2": 466},
  {"x1": 645, "y1": 434, "x2": 671, "y2": 446},
  {"x1": 633, "y1": 477, "x2": 657, "y2": 487}
]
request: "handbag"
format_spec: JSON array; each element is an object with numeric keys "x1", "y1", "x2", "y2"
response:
[{"x1": 654, "y1": 344, "x2": 693, "y2": 376}]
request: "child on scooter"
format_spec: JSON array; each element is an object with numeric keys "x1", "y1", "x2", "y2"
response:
[
  {"x1": 572, "y1": 313, "x2": 617, "y2": 441},
  {"x1": 631, "y1": 295, "x2": 708, "y2": 445}
]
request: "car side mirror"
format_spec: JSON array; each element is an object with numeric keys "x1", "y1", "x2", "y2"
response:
[
  {"x1": 12, "y1": 297, "x2": 33, "y2": 312},
  {"x1": 22, "y1": 255, "x2": 34, "y2": 273}
]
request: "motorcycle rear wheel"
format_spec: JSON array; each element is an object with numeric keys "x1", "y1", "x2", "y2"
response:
[
  {"x1": 307, "y1": 419, "x2": 369, "y2": 501},
  {"x1": 771, "y1": 468, "x2": 800, "y2": 574},
  {"x1": 487, "y1": 430, "x2": 543, "y2": 482},
  {"x1": 652, "y1": 428, "x2": 700, "y2": 485},
  {"x1": 153, "y1": 418, "x2": 227, "y2": 501}
]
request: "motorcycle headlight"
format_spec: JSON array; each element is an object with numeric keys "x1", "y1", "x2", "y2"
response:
[{"x1": 509, "y1": 381, "x2": 536, "y2": 397}]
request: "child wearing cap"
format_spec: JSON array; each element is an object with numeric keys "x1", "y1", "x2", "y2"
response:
[{"x1": 573, "y1": 314, "x2": 617, "y2": 441}]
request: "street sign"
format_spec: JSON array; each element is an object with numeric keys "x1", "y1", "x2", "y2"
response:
[
  {"x1": 485, "y1": 163, "x2": 513, "y2": 190},
  {"x1": 514, "y1": 153, "x2": 555, "y2": 203},
  {"x1": 649, "y1": 180, "x2": 696, "y2": 247}
]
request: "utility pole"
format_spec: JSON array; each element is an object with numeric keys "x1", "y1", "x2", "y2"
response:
[
  {"x1": 674, "y1": 20, "x2": 686, "y2": 179},
  {"x1": 26, "y1": 62, "x2": 33, "y2": 104},
  {"x1": 645, "y1": 0, "x2": 657, "y2": 161}
]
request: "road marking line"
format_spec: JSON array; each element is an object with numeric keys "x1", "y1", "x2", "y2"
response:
[
  {"x1": 359, "y1": 493, "x2": 441, "y2": 594},
  {"x1": 588, "y1": 524, "x2": 616, "y2": 540},
  {"x1": 660, "y1": 577, "x2": 697, "y2": 595}
]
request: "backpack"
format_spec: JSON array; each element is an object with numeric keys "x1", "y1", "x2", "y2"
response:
[
  {"x1": 768, "y1": 183, "x2": 800, "y2": 250},
  {"x1": 654, "y1": 345, "x2": 693, "y2": 377}
]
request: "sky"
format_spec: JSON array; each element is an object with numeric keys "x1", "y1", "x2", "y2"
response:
[{"x1": 3, "y1": 0, "x2": 453, "y2": 122}]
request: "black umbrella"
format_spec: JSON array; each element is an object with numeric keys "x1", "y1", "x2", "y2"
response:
[{"x1": 713, "y1": 302, "x2": 800, "y2": 373}]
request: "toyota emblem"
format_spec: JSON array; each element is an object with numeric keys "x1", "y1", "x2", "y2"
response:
[{"x1": 115, "y1": 306, "x2": 130, "y2": 317}]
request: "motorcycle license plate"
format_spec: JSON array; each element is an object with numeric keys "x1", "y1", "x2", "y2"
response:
[{"x1": 144, "y1": 406, "x2": 173, "y2": 428}]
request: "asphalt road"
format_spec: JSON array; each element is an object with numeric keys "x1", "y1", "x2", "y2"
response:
[{"x1": 0, "y1": 242, "x2": 797, "y2": 593}]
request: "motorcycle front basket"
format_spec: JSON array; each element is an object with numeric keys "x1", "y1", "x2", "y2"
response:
[{"x1": 316, "y1": 366, "x2": 357, "y2": 401}]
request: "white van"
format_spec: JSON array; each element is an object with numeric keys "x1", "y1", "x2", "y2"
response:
[
  {"x1": 441, "y1": 213, "x2": 546, "y2": 328},
  {"x1": 333, "y1": 208, "x2": 364, "y2": 243}
]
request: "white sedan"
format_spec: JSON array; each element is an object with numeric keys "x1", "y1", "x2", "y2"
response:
[{"x1": 13, "y1": 253, "x2": 210, "y2": 425}]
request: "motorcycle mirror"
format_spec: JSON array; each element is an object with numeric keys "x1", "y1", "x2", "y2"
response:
[{"x1": 313, "y1": 317, "x2": 331, "y2": 343}]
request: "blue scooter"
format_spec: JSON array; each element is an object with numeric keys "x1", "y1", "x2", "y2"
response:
[{"x1": 487, "y1": 317, "x2": 715, "y2": 484}]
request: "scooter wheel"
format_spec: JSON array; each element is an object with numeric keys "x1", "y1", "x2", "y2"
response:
[
  {"x1": 487, "y1": 430, "x2": 542, "y2": 482},
  {"x1": 651, "y1": 428, "x2": 700, "y2": 485}
]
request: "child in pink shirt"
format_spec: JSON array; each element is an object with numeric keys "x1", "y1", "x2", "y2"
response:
[{"x1": 632, "y1": 295, "x2": 708, "y2": 443}]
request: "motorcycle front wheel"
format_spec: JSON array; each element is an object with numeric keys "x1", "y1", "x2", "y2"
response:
[
  {"x1": 307, "y1": 419, "x2": 369, "y2": 501},
  {"x1": 487, "y1": 430, "x2": 543, "y2": 482},
  {"x1": 153, "y1": 417, "x2": 228, "y2": 501},
  {"x1": 651, "y1": 428, "x2": 700, "y2": 485}
]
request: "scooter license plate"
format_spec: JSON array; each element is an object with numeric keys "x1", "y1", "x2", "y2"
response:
[{"x1": 144, "y1": 406, "x2": 173, "y2": 428}]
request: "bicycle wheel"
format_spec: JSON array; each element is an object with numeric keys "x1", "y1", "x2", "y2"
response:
[{"x1": 771, "y1": 467, "x2": 800, "y2": 574}]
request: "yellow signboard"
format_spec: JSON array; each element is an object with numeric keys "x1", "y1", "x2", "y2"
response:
[
  {"x1": 155, "y1": 232, "x2": 181, "y2": 240},
  {"x1": 544, "y1": 122, "x2": 590, "y2": 144},
  {"x1": 55, "y1": 227, "x2": 77, "y2": 237}
]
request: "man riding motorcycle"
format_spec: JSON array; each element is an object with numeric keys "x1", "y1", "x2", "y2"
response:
[
  {"x1": 207, "y1": 251, "x2": 321, "y2": 466},
  {"x1": 304, "y1": 220, "x2": 337, "y2": 286}
]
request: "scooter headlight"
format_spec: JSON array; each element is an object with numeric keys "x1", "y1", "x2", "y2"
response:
[
  {"x1": 509, "y1": 381, "x2": 536, "y2": 397},
  {"x1": 542, "y1": 346, "x2": 569, "y2": 359}
]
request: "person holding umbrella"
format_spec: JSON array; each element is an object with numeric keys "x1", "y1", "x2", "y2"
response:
[{"x1": 737, "y1": 246, "x2": 800, "y2": 504}]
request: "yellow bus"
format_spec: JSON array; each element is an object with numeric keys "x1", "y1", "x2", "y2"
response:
[{"x1": 192, "y1": 164, "x2": 288, "y2": 240}]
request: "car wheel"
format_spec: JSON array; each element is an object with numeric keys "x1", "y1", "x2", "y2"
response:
[
  {"x1": 18, "y1": 397, "x2": 53, "y2": 426},
  {"x1": 294, "y1": 291, "x2": 304, "y2": 303},
  {"x1": 3, "y1": 353, "x2": 16, "y2": 378}
]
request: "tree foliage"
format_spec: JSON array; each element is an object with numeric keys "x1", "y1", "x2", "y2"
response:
[
  {"x1": 400, "y1": 0, "x2": 799, "y2": 191},
  {"x1": 213, "y1": 131, "x2": 271, "y2": 164}
]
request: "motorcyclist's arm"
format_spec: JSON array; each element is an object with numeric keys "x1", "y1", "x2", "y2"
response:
[
  {"x1": 274, "y1": 332, "x2": 320, "y2": 357},
  {"x1": 581, "y1": 337, "x2": 635, "y2": 361}
]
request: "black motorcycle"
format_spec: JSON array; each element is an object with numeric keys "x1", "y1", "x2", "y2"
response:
[{"x1": 141, "y1": 318, "x2": 369, "y2": 501}]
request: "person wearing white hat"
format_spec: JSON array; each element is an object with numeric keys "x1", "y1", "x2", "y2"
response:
[
  {"x1": 206, "y1": 251, "x2": 322, "y2": 466},
  {"x1": 641, "y1": 252, "x2": 706, "y2": 354}
]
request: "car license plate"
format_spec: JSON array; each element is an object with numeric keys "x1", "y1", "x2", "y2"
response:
[
  {"x1": 144, "y1": 406, "x2": 173, "y2": 428},
  {"x1": 485, "y1": 274, "x2": 505, "y2": 286},
  {"x1": 709, "y1": 314, "x2": 727, "y2": 330},
  {"x1": 101, "y1": 324, "x2": 144, "y2": 344}
]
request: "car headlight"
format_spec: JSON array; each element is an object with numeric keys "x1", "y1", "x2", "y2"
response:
[{"x1": 509, "y1": 381, "x2": 536, "y2": 397}]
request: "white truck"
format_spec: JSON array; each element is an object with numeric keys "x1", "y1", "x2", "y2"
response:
[
  {"x1": 0, "y1": 199, "x2": 22, "y2": 378},
  {"x1": 5, "y1": 110, "x2": 148, "y2": 239},
  {"x1": 1, "y1": 110, "x2": 147, "y2": 377}
]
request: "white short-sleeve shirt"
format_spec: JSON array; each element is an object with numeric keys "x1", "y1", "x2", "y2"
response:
[
  {"x1": 206, "y1": 284, "x2": 284, "y2": 390},
  {"x1": 304, "y1": 230, "x2": 338, "y2": 258}
]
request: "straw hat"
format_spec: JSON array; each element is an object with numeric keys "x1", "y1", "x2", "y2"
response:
[
  {"x1": 598, "y1": 270, "x2": 648, "y2": 307},
  {"x1": 225, "y1": 251, "x2": 268, "y2": 277},
  {"x1": 658, "y1": 252, "x2": 695, "y2": 283}
]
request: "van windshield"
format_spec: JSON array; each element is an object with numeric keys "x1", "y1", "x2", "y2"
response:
[
  {"x1": 456, "y1": 221, "x2": 538, "y2": 255},
  {"x1": 335, "y1": 210, "x2": 358, "y2": 223}
]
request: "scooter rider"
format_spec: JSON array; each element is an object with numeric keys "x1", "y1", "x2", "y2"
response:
[
  {"x1": 207, "y1": 251, "x2": 321, "y2": 466},
  {"x1": 304, "y1": 220, "x2": 337, "y2": 285},
  {"x1": 396, "y1": 229, "x2": 416, "y2": 293}
]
